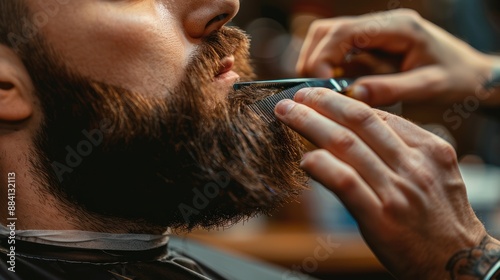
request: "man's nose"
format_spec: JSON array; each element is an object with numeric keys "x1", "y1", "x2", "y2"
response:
[{"x1": 184, "y1": 0, "x2": 240, "y2": 39}]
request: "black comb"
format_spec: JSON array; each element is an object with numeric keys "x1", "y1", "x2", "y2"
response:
[{"x1": 234, "y1": 78, "x2": 353, "y2": 123}]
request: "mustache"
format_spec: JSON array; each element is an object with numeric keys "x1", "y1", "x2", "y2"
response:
[{"x1": 190, "y1": 26, "x2": 255, "y2": 85}]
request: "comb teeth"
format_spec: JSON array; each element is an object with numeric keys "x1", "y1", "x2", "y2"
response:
[
  {"x1": 234, "y1": 78, "x2": 349, "y2": 91},
  {"x1": 248, "y1": 83, "x2": 311, "y2": 123},
  {"x1": 244, "y1": 78, "x2": 353, "y2": 123}
]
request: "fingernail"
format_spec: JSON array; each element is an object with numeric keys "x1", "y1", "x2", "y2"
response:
[
  {"x1": 275, "y1": 99, "x2": 297, "y2": 116},
  {"x1": 331, "y1": 67, "x2": 344, "y2": 78},
  {"x1": 300, "y1": 152, "x2": 311, "y2": 168},
  {"x1": 301, "y1": 152, "x2": 311, "y2": 161},
  {"x1": 294, "y1": 88, "x2": 312, "y2": 103},
  {"x1": 347, "y1": 85, "x2": 369, "y2": 102}
]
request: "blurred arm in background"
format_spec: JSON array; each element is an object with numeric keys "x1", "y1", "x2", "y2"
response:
[{"x1": 296, "y1": 9, "x2": 500, "y2": 108}]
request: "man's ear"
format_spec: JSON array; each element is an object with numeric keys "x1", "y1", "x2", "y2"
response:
[{"x1": 0, "y1": 45, "x2": 33, "y2": 122}]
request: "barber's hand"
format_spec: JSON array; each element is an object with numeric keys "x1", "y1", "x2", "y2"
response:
[
  {"x1": 275, "y1": 88, "x2": 496, "y2": 279},
  {"x1": 296, "y1": 9, "x2": 498, "y2": 107}
]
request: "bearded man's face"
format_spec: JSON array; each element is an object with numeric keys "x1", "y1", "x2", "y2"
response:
[{"x1": 13, "y1": 0, "x2": 308, "y2": 233}]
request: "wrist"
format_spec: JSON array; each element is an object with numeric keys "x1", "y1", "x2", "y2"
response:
[
  {"x1": 475, "y1": 53, "x2": 500, "y2": 106},
  {"x1": 483, "y1": 258, "x2": 500, "y2": 280},
  {"x1": 446, "y1": 235, "x2": 500, "y2": 280}
]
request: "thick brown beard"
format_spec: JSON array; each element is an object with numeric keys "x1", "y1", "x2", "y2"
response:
[{"x1": 23, "y1": 26, "x2": 308, "y2": 233}]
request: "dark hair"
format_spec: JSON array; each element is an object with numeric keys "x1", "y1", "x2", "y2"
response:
[{"x1": 0, "y1": 2, "x2": 25, "y2": 49}]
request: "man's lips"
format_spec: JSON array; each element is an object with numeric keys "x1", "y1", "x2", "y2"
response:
[
  {"x1": 214, "y1": 55, "x2": 239, "y2": 89},
  {"x1": 216, "y1": 55, "x2": 235, "y2": 77}
]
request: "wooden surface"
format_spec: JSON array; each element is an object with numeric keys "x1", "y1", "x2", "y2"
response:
[{"x1": 185, "y1": 225, "x2": 386, "y2": 275}]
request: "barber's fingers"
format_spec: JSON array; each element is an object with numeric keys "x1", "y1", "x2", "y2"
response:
[
  {"x1": 372, "y1": 109, "x2": 438, "y2": 147},
  {"x1": 274, "y1": 99, "x2": 385, "y2": 218},
  {"x1": 290, "y1": 88, "x2": 410, "y2": 172},
  {"x1": 349, "y1": 66, "x2": 449, "y2": 106},
  {"x1": 289, "y1": 88, "x2": 457, "y2": 182},
  {"x1": 274, "y1": 97, "x2": 402, "y2": 206},
  {"x1": 299, "y1": 149, "x2": 382, "y2": 221},
  {"x1": 296, "y1": 20, "x2": 333, "y2": 78},
  {"x1": 296, "y1": 9, "x2": 424, "y2": 77},
  {"x1": 372, "y1": 108, "x2": 458, "y2": 170}
]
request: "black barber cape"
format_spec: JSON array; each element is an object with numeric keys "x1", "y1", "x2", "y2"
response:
[{"x1": 0, "y1": 226, "x2": 316, "y2": 280}]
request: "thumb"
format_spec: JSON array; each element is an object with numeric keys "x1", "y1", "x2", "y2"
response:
[{"x1": 348, "y1": 66, "x2": 446, "y2": 107}]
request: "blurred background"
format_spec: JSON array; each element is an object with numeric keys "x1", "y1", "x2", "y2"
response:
[{"x1": 185, "y1": 1, "x2": 500, "y2": 279}]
